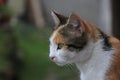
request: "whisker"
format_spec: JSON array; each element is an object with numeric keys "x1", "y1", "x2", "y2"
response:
[
  {"x1": 68, "y1": 64, "x2": 74, "y2": 71},
  {"x1": 69, "y1": 64, "x2": 79, "y2": 74},
  {"x1": 60, "y1": 64, "x2": 79, "y2": 75},
  {"x1": 62, "y1": 65, "x2": 69, "y2": 73}
]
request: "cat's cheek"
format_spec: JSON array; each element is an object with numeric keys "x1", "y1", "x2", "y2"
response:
[
  {"x1": 58, "y1": 50, "x2": 67, "y2": 58},
  {"x1": 62, "y1": 50, "x2": 76, "y2": 60},
  {"x1": 68, "y1": 52, "x2": 76, "y2": 58},
  {"x1": 54, "y1": 57, "x2": 67, "y2": 66}
]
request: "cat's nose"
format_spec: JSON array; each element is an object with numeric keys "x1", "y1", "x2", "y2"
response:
[{"x1": 50, "y1": 56, "x2": 56, "y2": 60}]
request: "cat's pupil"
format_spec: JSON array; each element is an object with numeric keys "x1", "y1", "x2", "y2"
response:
[{"x1": 57, "y1": 43, "x2": 64, "y2": 50}]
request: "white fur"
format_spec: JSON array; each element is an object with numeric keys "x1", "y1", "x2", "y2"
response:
[
  {"x1": 76, "y1": 39, "x2": 114, "y2": 80},
  {"x1": 49, "y1": 33, "x2": 114, "y2": 80}
]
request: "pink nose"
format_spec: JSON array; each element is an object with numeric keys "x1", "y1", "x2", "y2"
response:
[{"x1": 50, "y1": 56, "x2": 56, "y2": 60}]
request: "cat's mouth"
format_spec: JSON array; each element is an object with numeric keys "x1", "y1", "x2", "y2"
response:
[
  {"x1": 54, "y1": 60, "x2": 67, "y2": 66},
  {"x1": 56, "y1": 62, "x2": 65, "y2": 66}
]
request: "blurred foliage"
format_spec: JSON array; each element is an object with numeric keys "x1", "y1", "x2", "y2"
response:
[
  {"x1": 0, "y1": 0, "x2": 78, "y2": 79},
  {"x1": 0, "y1": 5, "x2": 13, "y2": 16},
  {"x1": 0, "y1": 21, "x2": 79, "y2": 80},
  {"x1": 0, "y1": 28, "x2": 12, "y2": 70}
]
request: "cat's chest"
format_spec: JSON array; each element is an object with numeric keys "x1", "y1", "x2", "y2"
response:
[
  {"x1": 76, "y1": 41, "x2": 114, "y2": 80},
  {"x1": 80, "y1": 64, "x2": 107, "y2": 80},
  {"x1": 80, "y1": 72, "x2": 104, "y2": 80}
]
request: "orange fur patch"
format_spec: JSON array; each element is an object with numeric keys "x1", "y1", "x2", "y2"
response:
[
  {"x1": 106, "y1": 37, "x2": 120, "y2": 80},
  {"x1": 53, "y1": 25, "x2": 70, "y2": 50},
  {"x1": 109, "y1": 37, "x2": 120, "y2": 50},
  {"x1": 53, "y1": 25, "x2": 65, "y2": 44},
  {"x1": 53, "y1": 32, "x2": 65, "y2": 44},
  {"x1": 82, "y1": 20, "x2": 99, "y2": 42}
]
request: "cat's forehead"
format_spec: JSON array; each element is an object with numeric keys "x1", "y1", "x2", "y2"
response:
[{"x1": 50, "y1": 25, "x2": 66, "y2": 44}]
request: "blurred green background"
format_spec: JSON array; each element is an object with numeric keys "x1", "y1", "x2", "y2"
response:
[
  {"x1": 0, "y1": 1, "x2": 78, "y2": 79},
  {"x1": 14, "y1": 23, "x2": 78, "y2": 80},
  {"x1": 0, "y1": 21, "x2": 78, "y2": 80}
]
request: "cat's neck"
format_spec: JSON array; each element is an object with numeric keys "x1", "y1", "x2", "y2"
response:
[{"x1": 75, "y1": 39, "x2": 114, "y2": 80}]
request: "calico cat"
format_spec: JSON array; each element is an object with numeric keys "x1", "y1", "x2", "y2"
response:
[{"x1": 49, "y1": 11, "x2": 120, "y2": 80}]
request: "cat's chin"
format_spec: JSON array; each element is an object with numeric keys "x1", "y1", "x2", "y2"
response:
[
  {"x1": 56, "y1": 63, "x2": 64, "y2": 66},
  {"x1": 55, "y1": 62, "x2": 66, "y2": 66}
]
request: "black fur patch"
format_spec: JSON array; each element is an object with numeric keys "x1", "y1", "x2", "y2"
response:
[
  {"x1": 66, "y1": 44, "x2": 85, "y2": 51},
  {"x1": 99, "y1": 30, "x2": 112, "y2": 51}
]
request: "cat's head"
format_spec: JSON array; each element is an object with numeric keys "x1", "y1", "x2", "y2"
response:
[{"x1": 49, "y1": 11, "x2": 97, "y2": 66}]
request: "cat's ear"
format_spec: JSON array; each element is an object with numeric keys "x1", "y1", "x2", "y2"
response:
[
  {"x1": 51, "y1": 11, "x2": 68, "y2": 26},
  {"x1": 68, "y1": 13, "x2": 83, "y2": 32}
]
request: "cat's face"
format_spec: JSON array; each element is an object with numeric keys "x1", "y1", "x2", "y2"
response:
[{"x1": 49, "y1": 11, "x2": 88, "y2": 66}]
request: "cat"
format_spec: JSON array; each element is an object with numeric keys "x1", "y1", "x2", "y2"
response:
[{"x1": 49, "y1": 11, "x2": 120, "y2": 80}]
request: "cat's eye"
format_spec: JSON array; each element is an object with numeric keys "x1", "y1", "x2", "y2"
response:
[
  {"x1": 57, "y1": 43, "x2": 64, "y2": 50},
  {"x1": 67, "y1": 44, "x2": 76, "y2": 51},
  {"x1": 67, "y1": 44, "x2": 83, "y2": 51}
]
